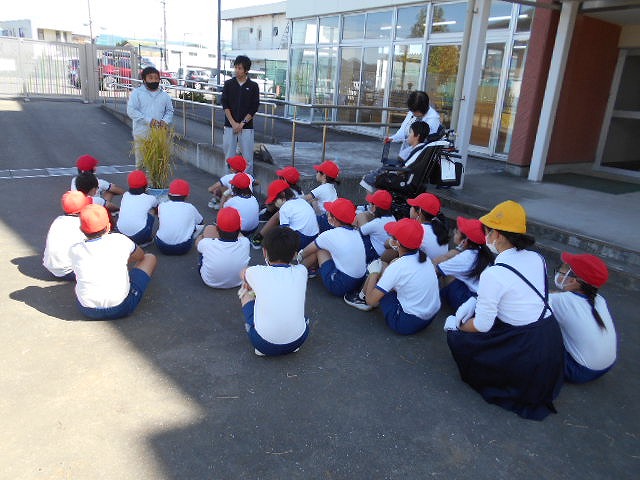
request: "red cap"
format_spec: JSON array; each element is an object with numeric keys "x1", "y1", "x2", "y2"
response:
[
  {"x1": 457, "y1": 216, "x2": 485, "y2": 245},
  {"x1": 366, "y1": 189, "x2": 392, "y2": 210},
  {"x1": 80, "y1": 204, "x2": 110, "y2": 234},
  {"x1": 561, "y1": 252, "x2": 609, "y2": 288},
  {"x1": 76, "y1": 154, "x2": 99, "y2": 171},
  {"x1": 384, "y1": 218, "x2": 424, "y2": 250},
  {"x1": 169, "y1": 179, "x2": 190, "y2": 196},
  {"x1": 277, "y1": 166, "x2": 301, "y2": 184},
  {"x1": 324, "y1": 198, "x2": 356, "y2": 225},
  {"x1": 266, "y1": 179, "x2": 290, "y2": 204},
  {"x1": 407, "y1": 193, "x2": 441, "y2": 216},
  {"x1": 216, "y1": 207, "x2": 241, "y2": 232},
  {"x1": 230, "y1": 172, "x2": 251, "y2": 190},
  {"x1": 314, "y1": 160, "x2": 339, "y2": 179},
  {"x1": 128, "y1": 170, "x2": 148, "y2": 189},
  {"x1": 61, "y1": 190, "x2": 91, "y2": 214},
  {"x1": 227, "y1": 155, "x2": 248, "y2": 172}
]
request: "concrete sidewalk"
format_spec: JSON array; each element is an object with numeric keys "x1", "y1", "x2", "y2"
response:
[{"x1": 1, "y1": 98, "x2": 638, "y2": 479}]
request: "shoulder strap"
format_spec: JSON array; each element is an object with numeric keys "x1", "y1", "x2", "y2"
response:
[{"x1": 495, "y1": 258, "x2": 551, "y2": 318}]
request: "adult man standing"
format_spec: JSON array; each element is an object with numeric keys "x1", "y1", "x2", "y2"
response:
[
  {"x1": 221, "y1": 55, "x2": 260, "y2": 175},
  {"x1": 127, "y1": 66, "x2": 174, "y2": 167}
]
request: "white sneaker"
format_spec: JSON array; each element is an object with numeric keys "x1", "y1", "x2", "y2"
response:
[
  {"x1": 193, "y1": 224, "x2": 205, "y2": 238},
  {"x1": 254, "y1": 348, "x2": 265, "y2": 356},
  {"x1": 208, "y1": 197, "x2": 220, "y2": 209},
  {"x1": 359, "y1": 179, "x2": 374, "y2": 193}
]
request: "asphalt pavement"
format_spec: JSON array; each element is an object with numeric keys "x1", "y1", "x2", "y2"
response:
[{"x1": 1, "y1": 98, "x2": 638, "y2": 480}]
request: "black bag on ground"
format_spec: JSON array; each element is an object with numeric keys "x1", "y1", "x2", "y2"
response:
[{"x1": 254, "y1": 144, "x2": 274, "y2": 164}]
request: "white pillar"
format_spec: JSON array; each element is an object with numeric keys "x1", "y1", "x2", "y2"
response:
[
  {"x1": 528, "y1": 0, "x2": 580, "y2": 182},
  {"x1": 455, "y1": 0, "x2": 490, "y2": 188}
]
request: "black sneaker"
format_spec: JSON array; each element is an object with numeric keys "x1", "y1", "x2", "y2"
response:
[
  {"x1": 251, "y1": 233, "x2": 263, "y2": 250},
  {"x1": 344, "y1": 291, "x2": 373, "y2": 311}
]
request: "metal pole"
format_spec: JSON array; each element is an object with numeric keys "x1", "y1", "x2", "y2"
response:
[
  {"x1": 161, "y1": 0, "x2": 168, "y2": 70},
  {"x1": 217, "y1": 0, "x2": 222, "y2": 85},
  {"x1": 87, "y1": 0, "x2": 94, "y2": 44},
  {"x1": 271, "y1": 103, "x2": 275, "y2": 143},
  {"x1": 211, "y1": 103, "x2": 215, "y2": 145},
  {"x1": 291, "y1": 105, "x2": 297, "y2": 166},
  {"x1": 321, "y1": 107, "x2": 328, "y2": 161},
  {"x1": 183, "y1": 100, "x2": 187, "y2": 136}
]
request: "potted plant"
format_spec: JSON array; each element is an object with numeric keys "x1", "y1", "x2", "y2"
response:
[{"x1": 134, "y1": 125, "x2": 177, "y2": 200}]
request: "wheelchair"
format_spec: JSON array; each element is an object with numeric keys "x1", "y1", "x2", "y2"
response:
[{"x1": 362, "y1": 129, "x2": 460, "y2": 219}]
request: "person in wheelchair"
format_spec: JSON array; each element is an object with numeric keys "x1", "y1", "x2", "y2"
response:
[{"x1": 384, "y1": 91, "x2": 443, "y2": 161}]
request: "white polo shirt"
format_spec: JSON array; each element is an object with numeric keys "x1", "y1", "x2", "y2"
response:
[
  {"x1": 474, "y1": 248, "x2": 550, "y2": 332},
  {"x1": 310, "y1": 183, "x2": 337, "y2": 213},
  {"x1": 279, "y1": 198, "x2": 319, "y2": 237},
  {"x1": 117, "y1": 192, "x2": 158, "y2": 236},
  {"x1": 438, "y1": 249, "x2": 480, "y2": 292},
  {"x1": 420, "y1": 223, "x2": 449, "y2": 261},
  {"x1": 245, "y1": 264, "x2": 308, "y2": 344},
  {"x1": 549, "y1": 292, "x2": 617, "y2": 370},
  {"x1": 197, "y1": 237, "x2": 250, "y2": 288},
  {"x1": 376, "y1": 252, "x2": 441, "y2": 320},
  {"x1": 360, "y1": 216, "x2": 395, "y2": 255},
  {"x1": 156, "y1": 200, "x2": 203, "y2": 245},
  {"x1": 315, "y1": 226, "x2": 366, "y2": 279},
  {"x1": 43, "y1": 215, "x2": 86, "y2": 277},
  {"x1": 225, "y1": 195, "x2": 259, "y2": 232},
  {"x1": 70, "y1": 233, "x2": 136, "y2": 308}
]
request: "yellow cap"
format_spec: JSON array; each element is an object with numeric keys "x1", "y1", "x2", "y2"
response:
[{"x1": 479, "y1": 200, "x2": 527, "y2": 234}]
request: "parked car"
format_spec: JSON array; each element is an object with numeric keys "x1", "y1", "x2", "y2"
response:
[
  {"x1": 177, "y1": 68, "x2": 211, "y2": 89},
  {"x1": 207, "y1": 68, "x2": 274, "y2": 94},
  {"x1": 98, "y1": 52, "x2": 178, "y2": 91}
]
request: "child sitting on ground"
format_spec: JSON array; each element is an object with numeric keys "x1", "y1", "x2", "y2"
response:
[
  {"x1": 259, "y1": 166, "x2": 304, "y2": 222},
  {"x1": 71, "y1": 154, "x2": 124, "y2": 203},
  {"x1": 549, "y1": 252, "x2": 617, "y2": 384},
  {"x1": 299, "y1": 198, "x2": 366, "y2": 296},
  {"x1": 406, "y1": 192, "x2": 449, "y2": 261},
  {"x1": 70, "y1": 204, "x2": 157, "y2": 320},
  {"x1": 116, "y1": 170, "x2": 158, "y2": 246},
  {"x1": 195, "y1": 207, "x2": 250, "y2": 289},
  {"x1": 433, "y1": 217, "x2": 493, "y2": 310},
  {"x1": 207, "y1": 155, "x2": 253, "y2": 210},
  {"x1": 345, "y1": 218, "x2": 441, "y2": 335},
  {"x1": 43, "y1": 191, "x2": 91, "y2": 280},
  {"x1": 74, "y1": 173, "x2": 119, "y2": 228},
  {"x1": 304, "y1": 160, "x2": 339, "y2": 232},
  {"x1": 239, "y1": 227, "x2": 310, "y2": 357},
  {"x1": 251, "y1": 179, "x2": 319, "y2": 250},
  {"x1": 222, "y1": 172, "x2": 259, "y2": 236},
  {"x1": 155, "y1": 179, "x2": 204, "y2": 255},
  {"x1": 356, "y1": 189, "x2": 395, "y2": 263}
]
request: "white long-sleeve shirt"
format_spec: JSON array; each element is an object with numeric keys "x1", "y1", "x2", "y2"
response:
[
  {"x1": 126, "y1": 85, "x2": 174, "y2": 138},
  {"x1": 390, "y1": 108, "x2": 441, "y2": 160}
]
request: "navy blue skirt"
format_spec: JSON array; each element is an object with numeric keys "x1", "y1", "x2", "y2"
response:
[{"x1": 447, "y1": 315, "x2": 564, "y2": 421}]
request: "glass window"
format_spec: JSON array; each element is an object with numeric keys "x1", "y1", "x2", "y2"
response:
[
  {"x1": 343, "y1": 14, "x2": 365, "y2": 41},
  {"x1": 471, "y1": 42, "x2": 505, "y2": 147},
  {"x1": 427, "y1": 45, "x2": 461, "y2": 129},
  {"x1": 431, "y1": 2, "x2": 467, "y2": 34},
  {"x1": 516, "y1": 5, "x2": 535, "y2": 33},
  {"x1": 389, "y1": 44, "x2": 423, "y2": 124},
  {"x1": 359, "y1": 46, "x2": 389, "y2": 123},
  {"x1": 496, "y1": 40, "x2": 528, "y2": 154},
  {"x1": 365, "y1": 10, "x2": 393, "y2": 40},
  {"x1": 487, "y1": 1, "x2": 513, "y2": 31},
  {"x1": 615, "y1": 54, "x2": 640, "y2": 111},
  {"x1": 289, "y1": 48, "x2": 316, "y2": 118},
  {"x1": 319, "y1": 16, "x2": 339, "y2": 44},
  {"x1": 316, "y1": 47, "x2": 338, "y2": 106},
  {"x1": 292, "y1": 19, "x2": 317, "y2": 44},
  {"x1": 396, "y1": 6, "x2": 427, "y2": 40},
  {"x1": 338, "y1": 47, "x2": 362, "y2": 122}
]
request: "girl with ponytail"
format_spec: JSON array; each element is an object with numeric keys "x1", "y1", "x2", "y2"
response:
[{"x1": 549, "y1": 252, "x2": 617, "y2": 383}]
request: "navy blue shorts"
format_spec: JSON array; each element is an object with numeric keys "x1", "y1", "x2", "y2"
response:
[
  {"x1": 564, "y1": 350, "x2": 614, "y2": 384},
  {"x1": 155, "y1": 236, "x2": 193, "y2": 255},
  {"x1": 317, "y1": 213, "x2": 332, "y2": 233},
  {"x1": 319, "y1": 259, "x2": 365, "y2": 297},
  {"x1": 242, "y1": 301, "x2": 309, "y2": 356},
  {"x1": 360, "y1": 233, "x2": 380, "y2": 264},
  {"x1": 379, "y1": 290, "x2": 435, "y2": 335},
  {"x1": 440, "y1": 278, "x2": 475, "y2": 311},
  {"x1": 297, "y1": 231, "x2": 317, "y2": 250},
  {"x1": 128, "y1": 213, "x2": 155, "y2": 245},
  {"x1": 77, "y1": 268, "x2": 151, "y2": 320}
]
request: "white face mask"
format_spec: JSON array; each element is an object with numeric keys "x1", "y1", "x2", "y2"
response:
[
  {"x1": 274, "y1": 198, "x2": 285, "y2": 209},
  {"x1": 554, "y1": 272, "x2": 566, "y2": 290},
  {"x1": 486, "y1": 239, "x2": 499, "y2": 255}
]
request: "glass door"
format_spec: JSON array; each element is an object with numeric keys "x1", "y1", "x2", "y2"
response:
[
  {"x1": 338, "y1": 47, "x2": 362, "y2": 123},
  {"x1": 598, "y1": 50, "x2": 640, "y2": 175}
]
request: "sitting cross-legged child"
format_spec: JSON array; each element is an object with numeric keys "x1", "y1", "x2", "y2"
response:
[
  {"x1": 195, "y1": 207, "x2": 250, "y2": 289},
  {"x1": 304, "y1": 160, "x2": 339, "y2": 233},
  {"x1": 222, "y1": 172, "x2": 260, "y2": 236},
  {"x1": 116, "y1": 170, "x2": 159, "y2": 247},
  {"x1": 356, "y1": 189, "x2": 395, "y2": 263},
  {"x1": 207, "y1": 155, "x2": 254, "y2": 210},
  {"x1": 238, "y1": 227, "x2": 310, "y2": 357},
  {"x1": 155, "y1": 179, "x2": 204, "y2": 255},
  {"x1": 71, "y1": 154, "x2": 124, "y2": 204}
]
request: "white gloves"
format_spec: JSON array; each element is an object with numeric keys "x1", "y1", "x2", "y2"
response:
[
  {"x1": 443, "y1": 297, "x2": 477, "y2": 331},
  {"x1": 295, "y1": 249, "x2": 304, "y2": 265},
  {"x1": 367, "y1": 258, "x2": 383, "y2": 275}
]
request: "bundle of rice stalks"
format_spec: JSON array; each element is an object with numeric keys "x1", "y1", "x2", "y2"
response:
[{"x1": 134, "y1": 126, "x2": 177, "y2": 189}]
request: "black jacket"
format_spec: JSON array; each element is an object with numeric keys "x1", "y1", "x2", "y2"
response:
[{"x1": 220, "y1": 77, "x2": 260, "y2": 129}]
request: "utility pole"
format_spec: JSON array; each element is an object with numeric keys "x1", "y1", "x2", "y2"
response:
[
  {"x1": 217, "y1": 0, "x2": 222, "y2": 84},
  {"x1": 161, "y1": 0, "x2": 168, "y2": 70},
  {"x1": 87, "y1": 0, "x2": 94, "y2": 43}
]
